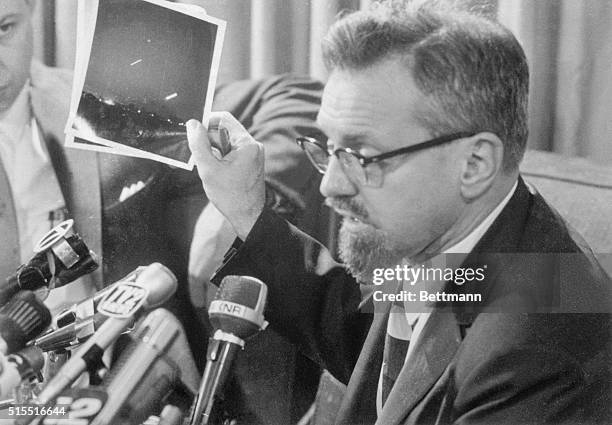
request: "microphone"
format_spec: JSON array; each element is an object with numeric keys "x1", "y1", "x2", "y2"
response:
[
  {"x1": 0, "y1": 291, "x2": 51, "y2": 354},
  {"x1": 0, "y1": 220, "x2": 99, "y2": 305},
  {"x1": 35, "y1": 266, "x2": 161, "y2": 352},
  {"x1": 34, "y1": 313, "x2": 107, "y2": 352},
  {"x1": 34, "y1": 263, "x2": 177, "y2": 406},
  {"x1": 189, "y1": 275, "x2": 268, "y2": 425},
  {"x1": 52, "y1": 266, "x2": 149, "y2": 329},
  {"x1": 88, "y1": 308, "x2": 199, "y2": 425},
  {"x1": 0, "y1": 346, "x2": 45, "y2": 398}
]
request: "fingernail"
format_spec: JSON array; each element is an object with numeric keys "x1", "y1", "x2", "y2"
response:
[{"x1": 186, "y1": 119, "x2": 200, "y2": 134}]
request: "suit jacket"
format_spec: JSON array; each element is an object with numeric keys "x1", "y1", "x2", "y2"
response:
[
  {"x1": 212, "y1": 178, "x2": 612, "y2": 425},
  {"x1": 0, "y1": 74, "x2": 325, "y2": 423}
]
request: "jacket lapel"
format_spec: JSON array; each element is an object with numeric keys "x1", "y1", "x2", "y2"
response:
[
  {"x1": 376, "y1": 311, "x2": 462, "y2": 425},
  {"x1": 45, "y1": 134, "x2": 104, "y2": 288},
  {"x1": 0, "y1": 158, "x2": 20, "y2": 278},
  {"x1": 336, "y1": 303, "x2": 390, "y2": 425}
]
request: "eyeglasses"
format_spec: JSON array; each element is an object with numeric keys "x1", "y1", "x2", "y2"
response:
[{"x1": 296, "y1": 132, "x2": 475, "y2": 187}]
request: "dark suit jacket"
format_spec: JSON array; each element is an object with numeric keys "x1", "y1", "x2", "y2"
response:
[{"x1": 212, "y1": 178, "x2": 612, "y2": 425}]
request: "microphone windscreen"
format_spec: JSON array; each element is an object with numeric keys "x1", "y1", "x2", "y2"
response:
[
  {"x1": 209, "y1": 276, "x2": 268, "y2": 340},
  {"x1": 215, "y1": 275, "x2": 261, "y2": 309},
  {"x1": 136, "y1": 263, "x2": 178, "y2": 309},
  {"x1": 0, "y1": 291, "x2": 51, "y2": 354}
]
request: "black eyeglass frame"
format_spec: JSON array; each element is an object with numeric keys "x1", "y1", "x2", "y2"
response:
[{"x1": 296, "y1": 131, "x2": 476, "y2": 174}]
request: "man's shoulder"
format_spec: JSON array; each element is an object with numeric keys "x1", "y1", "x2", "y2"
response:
[
  {"x1": 520, "y1": 188, "x2": 593, "y2": 254},
  {"x1": 457, "y1": 182, "x2": 612, "y2": 363},
  {"x1": 470, "y1": 179, "x2": 612, "y2": 313},
  {"x1": 451, "y1": 311, "x2": 611, "y2": 415}
]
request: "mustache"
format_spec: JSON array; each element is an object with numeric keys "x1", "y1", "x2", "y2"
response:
[{"x1": 325, "y1": 197, "x2": 369, "y2": 220}]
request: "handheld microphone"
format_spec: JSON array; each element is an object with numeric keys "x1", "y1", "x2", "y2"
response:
[
  {"x1": 189, "y1": 275, "x2": 268, "y2": 425},
  {"x1": 89, "y1": 308, "x2": 199, "y2": 425},
  {"x1": 0, "y1": 291, "x2": 51, "y2": 354},
  {"x1": 0, "y1": 220, "x2": 99, "y2": 305},
  {"x1": 0, "y1": 346, "x2": 45, "y2": 398},
  {"x1": 34, "y1": 263, "x2": 177, "y2": 406}
]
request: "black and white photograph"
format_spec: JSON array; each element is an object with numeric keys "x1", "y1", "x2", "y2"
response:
[
  {"x1": 66, "y1": 0, "x2": 225, "y2": 169},
  {"x1": 0, "y1": 0, "x2": 610, "y2": 424}
]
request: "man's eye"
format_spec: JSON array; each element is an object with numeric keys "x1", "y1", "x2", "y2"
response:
[{"x1": 0, "y1": 22, "x2": 16, "y2": 37}]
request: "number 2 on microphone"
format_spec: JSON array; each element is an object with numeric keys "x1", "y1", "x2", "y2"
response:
[{"x1": 40, "y1": 396, "x2": 103, "y2": 425}]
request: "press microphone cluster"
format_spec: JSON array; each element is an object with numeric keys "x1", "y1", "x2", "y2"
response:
[
  {"x1": 0, "y1": 218, "x2": 214, "y2": 425},
  {"x1": 1, "y1": 219, "x2": 274, "y2": 423},
  {"x1": 3, "y1": 272, "x2": 270, "y2": 425},
  {"x1": 34, "y1": 262, "x2": 178, "y2": 406}
]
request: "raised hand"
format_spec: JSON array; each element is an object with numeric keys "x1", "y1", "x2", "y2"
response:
[{"x1": 187, "y1": 112, "x2": 266, "y2": 239}]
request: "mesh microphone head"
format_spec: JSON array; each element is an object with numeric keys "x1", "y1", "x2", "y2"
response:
[
  {"x1": 216, "y1": 276, "x2": 261, "y2": 309},
  {"x1": 209, "y1": 276, "x2": 267, "y2": 340},
  {"x1": 0, "y1": 291, "x2": 51, "y2": 354}
]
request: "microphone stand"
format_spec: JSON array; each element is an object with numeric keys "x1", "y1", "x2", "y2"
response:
[{"x1": 189, "y1": 331, "x2": 243, "y2": 425}]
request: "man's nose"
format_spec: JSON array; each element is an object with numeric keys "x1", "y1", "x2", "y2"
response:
[{"x1": 320, "y1": 155, "x2": 358, "y2": 198}]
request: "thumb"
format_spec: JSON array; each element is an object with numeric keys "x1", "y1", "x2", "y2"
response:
[
  {"x1": 187, "y1": 119, "x2": 216, "y2": 169},
  {"x1": 209, "y1": 111, "x2": 253, "y2": 148}
]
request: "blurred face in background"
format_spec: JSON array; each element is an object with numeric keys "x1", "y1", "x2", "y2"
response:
[{"x1": 0, "y1": 0, "x2": 33, "y2": 116}]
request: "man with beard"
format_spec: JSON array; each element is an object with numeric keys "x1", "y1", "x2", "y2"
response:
[{"x1": 187, "y1": 1, "x2": 611, "y2": 424}]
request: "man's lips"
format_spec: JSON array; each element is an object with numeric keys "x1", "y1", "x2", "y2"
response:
[{"x1": 337, "y1": 209, "x2": 364, "y2": 222}]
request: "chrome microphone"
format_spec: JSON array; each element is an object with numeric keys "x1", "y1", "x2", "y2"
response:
[
  {"x1": 34, "y1": 313, "x2": 107, "y2": 352},
  {"x1": 52, "y1": 266, "x2": 148, "y2": 329}
]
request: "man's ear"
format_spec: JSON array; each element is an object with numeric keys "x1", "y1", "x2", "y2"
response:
[{"x1": 459, "y1": 132, "x2": 504, "y2": 200}]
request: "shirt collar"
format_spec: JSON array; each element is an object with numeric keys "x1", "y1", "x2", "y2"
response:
[
  {"x1": 443, "y1": 180, "x2": 518, "y2": 255},
  {"x1": 0, "y1": 82, "x2": 31, "y2": 143}
]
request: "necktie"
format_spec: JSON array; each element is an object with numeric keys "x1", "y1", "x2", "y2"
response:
[{"x1": 381, "y1": 300, "x2": 419, "y2": 405}]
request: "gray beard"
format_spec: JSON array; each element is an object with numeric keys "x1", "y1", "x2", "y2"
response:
[{"x1": 337, "y1": 219, "x2": 411, "y2": 284}]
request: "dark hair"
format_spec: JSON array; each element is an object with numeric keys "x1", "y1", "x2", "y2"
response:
[{"x1": 321, "y1": 0, "x2": 529, "y2": 170}]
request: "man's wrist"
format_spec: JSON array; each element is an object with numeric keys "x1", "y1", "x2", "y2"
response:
[{"x1": 231, "y1": 205, "x2": 264, "y2": 240}]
